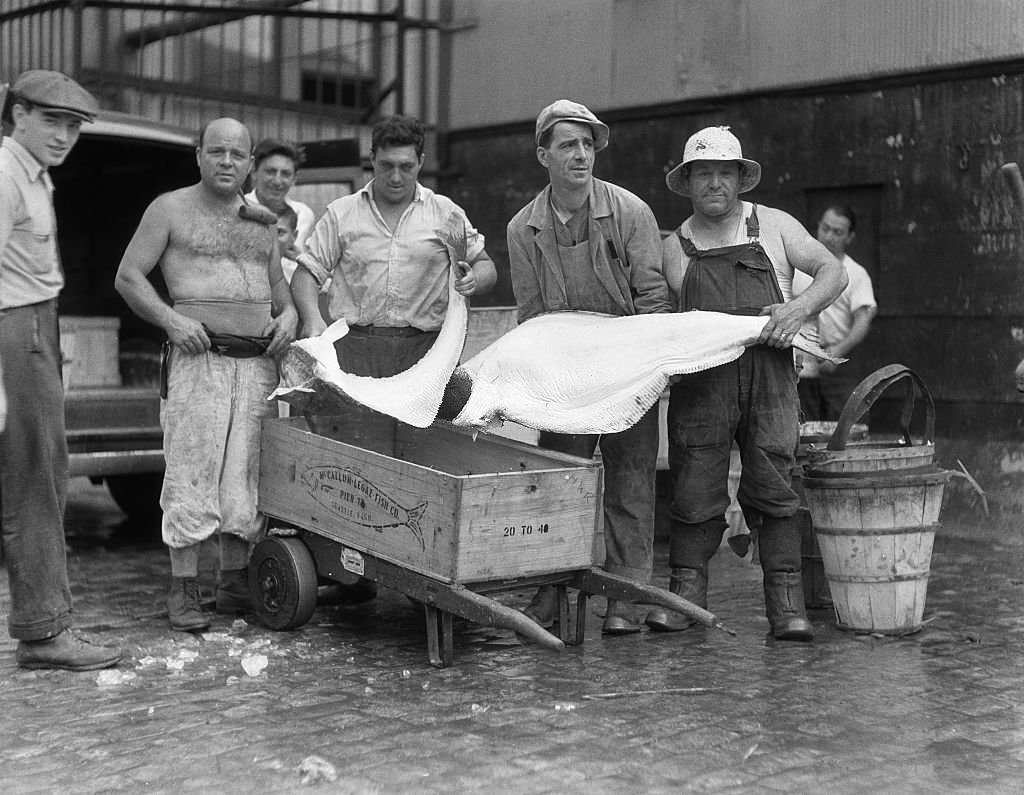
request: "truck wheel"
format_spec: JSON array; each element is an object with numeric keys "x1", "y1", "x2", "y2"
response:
[
  {"x1": 249, "y1": 536, "x2": 318, "y2": 630},
  {"x1": 106, "y1": 473, "x2": 163, "y2": 523}
]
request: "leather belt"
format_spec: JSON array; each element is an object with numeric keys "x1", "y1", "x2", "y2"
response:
[{"x1": 347, "y1": 325, "x2": 425, "y2": 337}]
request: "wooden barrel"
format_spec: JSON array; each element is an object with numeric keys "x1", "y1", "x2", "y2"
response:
[{"x1": 802, "y1": 467, "x2": 950, "y2": 634}]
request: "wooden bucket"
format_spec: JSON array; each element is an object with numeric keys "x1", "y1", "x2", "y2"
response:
[
  {"x1": 799, "y1": 421, "x2": 868, "y2": 446},
  {"x1": 802, "y1": 467, "x2": 950, "y2": 634},
  {"x1": 803, "y1": 364, "x2": 935, "y2": 474},
  {"x1": 794, "y1": 425, "x2": 866, "y2": 609}
]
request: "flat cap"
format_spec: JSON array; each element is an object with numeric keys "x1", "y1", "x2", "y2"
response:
[
  {"x1": 12, "y1": 70, "x2": 99, "y2": 122},
  {"x1": 535, "y1": 99, "x2": 609, "y2": 151}
]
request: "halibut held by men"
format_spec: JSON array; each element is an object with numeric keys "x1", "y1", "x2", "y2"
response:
[{"x1": 271, "y1": 269, "x2": 841, "y2": 436}]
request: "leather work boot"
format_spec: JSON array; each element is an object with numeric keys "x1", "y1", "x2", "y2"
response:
[
  {"x1": 216, "y1": 568, "x2": 254, "y2": 614},
  {"x1": 521, "y1": 585, "x2": 558, "y2": 629},
  {"x1": 645, "y1": 566, "x2": 708, "y2": 632},
  {"x1": 167, "y1": 576, "x2": 211, "y2": 632},
  {"x1": 16, "y1": 629, "x2": 123, "y2": 672},
  {"x1": 602, "y1": 599, "x2": 644, "y2": 635},
  {"x1": 764, "y1": 571, "x2": 814, "y2": 641}
]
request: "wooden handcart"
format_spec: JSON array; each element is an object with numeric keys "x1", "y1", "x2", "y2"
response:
[{"x1": 251, "y1": 416, "x2": 730, "y2": 667}]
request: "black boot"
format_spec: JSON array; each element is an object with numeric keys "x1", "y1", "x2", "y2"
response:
[
  {"x1": 521, "y1": 585, "x2": 558, "y2": 629},
  {"x1": 167, "y1": 576, "x2": 210, "y2": 632},
  {"x1": 216, "y1": 568, "x2": 253, "y2": 614},
  {"x1": 602, "y1": 599, "x2": 644, "y2": 635},
  {"x1": 645, "y1": 566, "x2": 707, "y2": 632},
  {"x1": 764, "y1": 571, "x2": 814, "y2": 641}
]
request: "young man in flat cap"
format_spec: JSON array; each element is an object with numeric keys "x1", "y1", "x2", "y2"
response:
[
  {"x1": 0, "y1": 69, "x2": 123, "y2": 670},
  {"x1": 508, "y1": 99, "x2": 674, "y2": 635},
  {"x1": 653, "y1": 126, "x2": 847, "y2": 641}
]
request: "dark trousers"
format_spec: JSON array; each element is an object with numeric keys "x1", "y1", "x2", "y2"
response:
[
  {"x1": 667, "y1": 347, "x2": 801, "y2": 572},
  {"x1": 305, "y1": 328, "x2": 438, "y2": 455},
  {"x1": 0, "y1": 300, "x2": 73, "y2": 640},
  {"x1": 540, "y1": 403, "x2": 659, "y2": 582}
]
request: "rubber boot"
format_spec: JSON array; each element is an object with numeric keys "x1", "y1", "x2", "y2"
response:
[
  {"x1": 216, "y1": 568, "x2": 253, "y2": 614},
  {"x1": 167, "y1": 576, "x2": 210, "y2": 632},
  {"x1": 764, "y1": 571, "x2": 814, "y2": 641},
  {"x1": 602, "y1": 599, "x2": 644, "y2": 635},
  {"x1": 521, "y1": 585, "x2": 558, "y2": 629},
  {"x1": 645, "y1": 566, "x2": 707, "y2": 632}
]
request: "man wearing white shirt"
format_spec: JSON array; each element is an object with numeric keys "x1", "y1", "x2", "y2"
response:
[
  {"x1": 245, "y1": 138, "x2": 314, "y2": 282},
  {"x1": 794, "y1": 205, "x2": 877, "y2": 420}
]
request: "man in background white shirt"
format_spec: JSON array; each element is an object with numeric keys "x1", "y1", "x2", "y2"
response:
[
  {"x1": 245, "y1": 138, "x2": 314, "y2": 283},
  {"x1": 794, "y1": 204, "x2": 877, "y2": 421}
]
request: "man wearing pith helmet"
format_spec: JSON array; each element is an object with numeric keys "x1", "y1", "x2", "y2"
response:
[
  {"x1": 648, "y1": 125, "x2": 847, "y2": 641},
  {"x1": 0, "y1": 70, "x2": 123, "y2": 670},
  {"x1": 508, "y1": 99, "x2": 673, "y2": 635}
]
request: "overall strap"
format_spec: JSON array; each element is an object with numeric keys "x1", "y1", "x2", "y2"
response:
[{"x1": 746, "y1": 204, "x2": 760, "y2": 242}]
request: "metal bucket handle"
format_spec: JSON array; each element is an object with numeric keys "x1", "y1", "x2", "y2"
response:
[{"x1": 827, "y1": 363, "x2": 936, "y2": 451}]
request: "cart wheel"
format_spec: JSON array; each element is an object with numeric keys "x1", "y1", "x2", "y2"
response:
[{"x1": 249, "y1": 536, "x2": 318, "y2": 630}]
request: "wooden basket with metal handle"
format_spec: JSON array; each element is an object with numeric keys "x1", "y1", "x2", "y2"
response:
[{"x1": 803, "y1": 364, "x2": 936, "y2": 474}]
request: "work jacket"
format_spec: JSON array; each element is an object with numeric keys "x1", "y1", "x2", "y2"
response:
[{"x1": 507, "y1": 179, "x2": 672, "y2": 323}]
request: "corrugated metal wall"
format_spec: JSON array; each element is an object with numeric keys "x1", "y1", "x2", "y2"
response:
[
  {"x1": 441, "y1": 62, "x2": 1024, "y2": 490},
  {"x1": 450, "y1": 0, "x2": 1024, "y2": 128}
]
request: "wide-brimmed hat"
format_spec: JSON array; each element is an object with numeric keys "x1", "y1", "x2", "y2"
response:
[
  {"x1": 535, "y1": 99, "x2": 609, "y2": 152},
  {"x1": 665, "y1": 126, "x2": 761, "y2": 197}
]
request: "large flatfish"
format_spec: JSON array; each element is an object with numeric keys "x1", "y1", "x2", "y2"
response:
[{"x1": 439, "y1": 310, "x2": 843, "y2": 435}]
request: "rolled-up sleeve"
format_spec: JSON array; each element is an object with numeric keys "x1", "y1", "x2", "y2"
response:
[
  {"x1": 464, "y1": 217, "x2": 486, "y2": 263},
  {"x1": 296, "y1": 206, "x2": 342, "y2": 288}
]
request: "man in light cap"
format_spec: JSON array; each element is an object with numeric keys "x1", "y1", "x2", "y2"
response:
[
  {"x1": 647, "y1": 126, "x2": 846, "y2": 641},
  {"x1": 0, "y1": 70, "x2": 122, "y2": 670},
  {"x1": 508, "y1": 99, "x2": 673, "y2": 635}
]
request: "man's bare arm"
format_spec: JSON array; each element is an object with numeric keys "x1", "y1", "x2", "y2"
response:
[
  {"x1": 114, "y1": 196, "x2": 209, "y2": 354},
  {"x1": 290, "y1": 266, "x2": 327, "y2": 339},
  {"x1": 818, "y1": 305, "x2": 876, "y2": 374},
  {"x1": 263, "y1": 240, "x2": 298, "y2": 356},
  {"x1": 455, "y1": 250, "x2": 497, "y2": 297},
  {"x1": 759, "y1": 210, "x2": 848, "y2": 347}
]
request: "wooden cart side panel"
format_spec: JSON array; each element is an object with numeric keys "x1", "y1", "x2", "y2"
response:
[
  {"x1": 454, "y1": 468, "x2": 602, "y2": 582},
  {"x1": 259, "y1": 420, "x2": 462, "y2": 581},
  {"x1": 395, "y1": 422, "x2": 596, "y2": 474}
]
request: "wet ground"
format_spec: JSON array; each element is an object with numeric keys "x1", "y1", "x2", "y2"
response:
[{"x1": 1, "y1": 479, "x2": 1023, "y2": 794}]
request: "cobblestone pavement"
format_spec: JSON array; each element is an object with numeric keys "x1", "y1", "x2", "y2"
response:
[{"x1": 1, "y1": 480, "x2": 1023, "y2": 794}]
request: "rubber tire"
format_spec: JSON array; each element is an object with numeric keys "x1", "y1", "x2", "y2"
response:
[
  {"x1": 106, "y1": 473, "x2": 163, "y2": 523},
  {"x1": 248, "y1": 536, "x2": 318, "y2": 630}
]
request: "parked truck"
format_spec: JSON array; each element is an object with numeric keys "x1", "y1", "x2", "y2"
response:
[{"x1": 49, "y1": 112, "x2": 199, "y2": 524}]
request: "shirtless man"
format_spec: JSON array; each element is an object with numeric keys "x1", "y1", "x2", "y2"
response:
[{"x1": 115, "y1": 117, "x2": 297, "y2": 632}]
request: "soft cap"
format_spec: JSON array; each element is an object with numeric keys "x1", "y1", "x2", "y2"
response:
[
  {"x1": 535, "y1": 99, "x2": 609, "y2": 152},
  {"x1": 11, "y1": 69, "x2": 99, "y2": 122}
]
